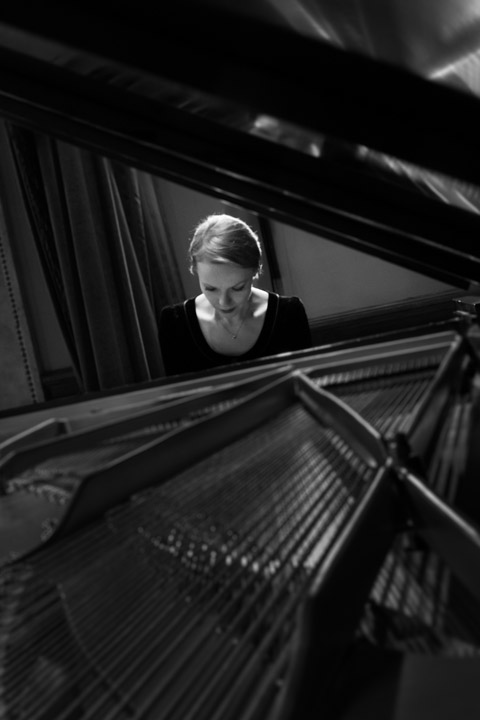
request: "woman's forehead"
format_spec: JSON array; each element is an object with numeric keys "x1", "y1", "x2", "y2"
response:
[{"x1": 197, "y1": 261, "x2": 253, "y2": 286}]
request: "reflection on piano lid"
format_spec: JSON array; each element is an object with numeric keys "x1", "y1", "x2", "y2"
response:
[
  {"x1": 1, "y1": 3, "x2": 480, "y2": 285},
  {"x1": 1, "y1": 323, "x2": 480, "y2": 719}
]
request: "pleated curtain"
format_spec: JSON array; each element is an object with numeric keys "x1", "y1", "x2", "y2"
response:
[{"x1": 7, "y1": 124, "x2": 184, "y2": 392}]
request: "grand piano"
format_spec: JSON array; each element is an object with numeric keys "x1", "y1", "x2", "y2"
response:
[{"x1": 1, "y1": 2, "x2": 480, "y2": 719}]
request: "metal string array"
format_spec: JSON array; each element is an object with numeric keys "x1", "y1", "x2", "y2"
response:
[
  {"x1": 318, "y1": 355, "x2": 480, "y2": 657},
  {"x1": 314, "y1": 355, "x2": 444, "y2": 436},
  {"x1": 362, "y1": 534, "x2": 480, "y2": 657},
  {"x1": 426, "y1": 393, "x2": 472, "y2": 501},
  {"x1": 0, "y1": 403, "x2": 376, "y2": 720}
]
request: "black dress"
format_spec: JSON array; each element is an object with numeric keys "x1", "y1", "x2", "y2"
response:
[{"x1": 159, "y1": 292, "x2": 311, "y2": 376}]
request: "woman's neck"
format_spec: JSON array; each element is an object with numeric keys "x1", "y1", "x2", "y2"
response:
[{"x1": 194, "y1": 288, "x2": 269, "y2": 352}]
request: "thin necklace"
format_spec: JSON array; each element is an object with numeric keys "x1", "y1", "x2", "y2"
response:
[{"x1": 218, "y1": 311, "x2": 248, "y2": 340}]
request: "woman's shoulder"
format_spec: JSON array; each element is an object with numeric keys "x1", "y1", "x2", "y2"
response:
[
  {"x1": 251, "y1": 287, "x2": 269, "y2": 316},
  {"x1": 276, "y1": 292, "x2": 302, "y2": 302},
  {"x1": 274, "y1": 294, "x2": 309, "y2": 328},
  {"x1": 273, "y1": 294, "x2": 311, "y2": 348},
  {"x1": 275, "y1": 293, "x2": 306, "y2": 311},
  {"x1": 161, "y1": 298, "x2": 194, "y2": 316},
  {"x1": 160, "y1": 299, "x2": 196, "y2": 330},
  {"x1": 256, "y1": 291, "x2": 305, "y2": 319}
]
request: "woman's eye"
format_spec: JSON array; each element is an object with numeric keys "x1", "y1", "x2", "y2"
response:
[{"x1": 234, "y1": 285, "x2": 245, "y2": 292}]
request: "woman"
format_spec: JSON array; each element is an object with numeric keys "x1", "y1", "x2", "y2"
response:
[{"x1": 159, "y1": 214, "x2": 311, "y2": 375}]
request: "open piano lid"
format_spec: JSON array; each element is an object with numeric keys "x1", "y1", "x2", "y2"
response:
[{"x1": 0, "y1": 0, "x2": 479, "y2": 286}]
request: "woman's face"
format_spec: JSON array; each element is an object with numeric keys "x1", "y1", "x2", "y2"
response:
[{"x1": 197, "y1": 261, "x2": 255, "y2": 317}]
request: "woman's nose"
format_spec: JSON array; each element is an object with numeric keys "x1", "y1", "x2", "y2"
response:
[{"x1": 219, "y1": 291, "x2": 231, "y2": 307}]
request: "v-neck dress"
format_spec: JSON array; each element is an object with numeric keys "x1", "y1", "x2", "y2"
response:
[{"x1": 158, "y1": 292, "x2": 311, "y2": 376}]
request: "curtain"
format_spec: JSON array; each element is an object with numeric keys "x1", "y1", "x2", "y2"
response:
[
  {"x1": 7, "y1": 124, "x2": 184, "y2": 392},
  {"x1": 0, "y1": 197, "x2": 44, "y2": 412}
]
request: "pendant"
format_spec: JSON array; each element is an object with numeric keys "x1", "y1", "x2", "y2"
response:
[{"x1": 218, "y1": 310, "x2": 247, "y2": 340}]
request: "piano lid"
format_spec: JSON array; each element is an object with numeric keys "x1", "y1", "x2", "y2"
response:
[{"x1": 0, "y1": 1, "x2": 480, "y2": 285}]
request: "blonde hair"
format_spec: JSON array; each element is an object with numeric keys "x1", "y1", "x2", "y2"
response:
[{"x1": 189, "y1": 214, "x2": 262, "y2": 276}]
